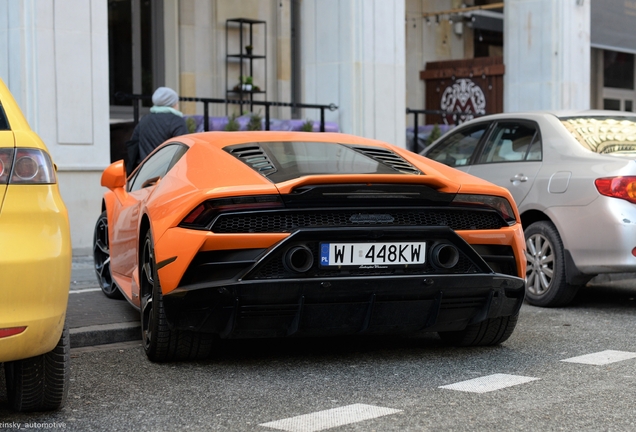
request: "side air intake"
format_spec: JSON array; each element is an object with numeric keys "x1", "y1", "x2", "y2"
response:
[
  {"x1": 351, "y1": 146, "x2": 421, "y2": 175},
  {"x1": 228, "y1": 146, "x2": 277, "y2": 176}
]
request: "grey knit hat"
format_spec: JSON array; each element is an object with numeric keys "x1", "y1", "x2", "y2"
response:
[{"x1": 152, "y1": 87, "x2": 179, "y2": 107}]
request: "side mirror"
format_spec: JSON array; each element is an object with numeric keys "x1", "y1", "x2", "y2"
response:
[{"x1": 101, "y1": 160, "x2": 126, "y2": 190}]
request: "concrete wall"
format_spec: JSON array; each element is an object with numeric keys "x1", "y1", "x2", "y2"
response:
[
  {"x1": 302, "y1": 0, "x2": 406, "y2": 147},
  {"x1": 0, "y1": 0, "x2": 111, "y2": 253},
  {"x1": 178, "y1": 0, "x2": 291, "y2": 119},
  {"x1": 504, "y1": 0, "x2": 591, "y2": 111}
]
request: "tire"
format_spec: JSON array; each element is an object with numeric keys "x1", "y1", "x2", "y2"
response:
[
  {"x1": 524, "y1": 221, "x2": 579, "y2": 307},
  {"x1": 438, "y1": 314, "x2": 519, "y2": 347},
  {"x1": 93, "y1": 211, "x2": 123, "y2": 299},
  {"x1": 140, "y1": 230, "x2": 213, "y2": 362},
  {"x1": 5, "y1": 322, "x2": 70, "y2": 412}
]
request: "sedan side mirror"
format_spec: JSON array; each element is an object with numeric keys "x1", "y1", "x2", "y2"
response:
[{"x1": 101, "y1": 160, "x2": 126, "y2": 190}]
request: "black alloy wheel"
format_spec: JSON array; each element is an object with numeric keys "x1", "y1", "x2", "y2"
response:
[
  {"x1": 439, "y1": 313, "x2": 519, "y2": 346},
  {"x1": 93, "y1": 211, "x2": 123, "y2": 299},
  {"x1": 139, "y1": 230, "x2": 213, "y2": 362}
]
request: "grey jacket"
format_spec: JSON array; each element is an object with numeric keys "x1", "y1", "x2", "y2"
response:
[{"x1": 129, "y1": 112, "x2": 188, "y2": 166}]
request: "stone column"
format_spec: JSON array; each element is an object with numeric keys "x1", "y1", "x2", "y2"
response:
[
  {"x1": 0, "y1": 0, "x2": 111, "y2": 251},
  {"x1": 504, "y1": 0, "x2": 590, "y2": 111},
  {"x1": 302, "y1": 0, "x2": 406, "y2": 148}
]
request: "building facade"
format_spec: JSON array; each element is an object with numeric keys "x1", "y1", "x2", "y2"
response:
[{"x1": 1, "y1": 0, "x2": 633, "y2": 251}]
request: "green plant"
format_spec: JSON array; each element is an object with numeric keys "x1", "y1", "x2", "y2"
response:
[
  {"x1": 244, "y1": 76, "x2": 253, "y2": 85},
  {"x1": 245, "y1": 45, "x2": 253, "y2": 55},
  {"x1": 185, "y1": 117, "x2": 197, "y2": 133},
  {"x1": 300, "y1": 119, "x2": 314, "y2": 132},
  {"x1": 224, "y1": 112, "x2": 240, "y2": 131},
  {"x1": 426, "y1": 124, "x2": 442, "y2": 144},
  {"x1": 247, "y1": 111, "x2": 263, "y2": 131}
]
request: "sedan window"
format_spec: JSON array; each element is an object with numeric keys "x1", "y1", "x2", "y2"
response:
[
  {"x1": 560, "y1": 116, "x2": 636, "y2": 154},
  {"x1": 423, "y1": 124, "x2": 489, "y2": 167},
  {"x1": 478, "y1": 123, "x2": 541, "y2": 164}
]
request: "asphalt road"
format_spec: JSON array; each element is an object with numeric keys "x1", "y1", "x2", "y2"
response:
[{"x1": 1, "y1": 278, "x2": 635, "y2": 432}]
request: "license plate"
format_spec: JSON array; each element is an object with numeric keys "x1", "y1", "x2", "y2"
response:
[{"x1": 320, "y1": 242, "x2": 426, "y2": 267}]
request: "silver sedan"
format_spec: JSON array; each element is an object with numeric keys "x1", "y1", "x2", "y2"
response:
[{"x1": 421, "y1": 111, "x2": 636, "y2": 307}]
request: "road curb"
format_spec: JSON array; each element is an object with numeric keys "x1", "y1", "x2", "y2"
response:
[{"x1": 70, "y1": 322, "x2": 141, "y2": 348}]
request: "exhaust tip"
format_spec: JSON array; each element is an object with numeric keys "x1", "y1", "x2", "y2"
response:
[
  {"x1": 431, "y1": 243, "x2": 460, "y2": 269},
  {"x1": 283, "y1": 245, "x2": 314, "y2": 273}
]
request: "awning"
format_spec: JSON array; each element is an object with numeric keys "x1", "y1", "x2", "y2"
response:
[{"x1": 591, "y1": 0, "x2": 636, "y2": 54}]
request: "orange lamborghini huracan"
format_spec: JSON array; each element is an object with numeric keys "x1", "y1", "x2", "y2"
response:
[{"x1": 94, "y1": 131, "x2": 526, "y2": 362}]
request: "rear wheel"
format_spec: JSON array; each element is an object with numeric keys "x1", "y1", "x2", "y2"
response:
[
  {"x1": 140, "y1": 230, "x2": 213, "y2": 362},
  {"x1": 524, "y1": 221, "x2": 579, "y2": 307},
  {"x1": 5, "y1": 322, "x2": 70, "y2": 412},
  {"x1": 438, "y1": 314, "x2": 519, "y2": 346},
  {"x1": 93, "y1": 211, "x2": 123, "y2": 299}
]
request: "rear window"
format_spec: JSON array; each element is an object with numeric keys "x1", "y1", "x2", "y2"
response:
[
  {"x1": 226, "y1": 141, "x2": 419, "y2": 183},
  {"x1": 0, "y1": 104, "x2": 9, "y2": 131},
  {"x1": 560, "y1": 116, "x2": 636, "y2": 154}
]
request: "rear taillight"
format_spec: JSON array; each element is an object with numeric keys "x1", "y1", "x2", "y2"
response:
[
  {"x1": 0, "y1": 326, "x2": 26, "y2": 338},
  {"x1": 451, "y1": 194, "x2": 517, "y2": 226},
  {"x1": 595, "y1": 176, "x2": 636, "y2": 204},
  {"x1": 180, "y1": 195, "x2": 284, "y2": 228},
  {"x1": 0, "y1": 148, "x2": 56, "y2": 185},
  {"x1": 0, "y1": 148, "x2": 14, "y2": 184}
]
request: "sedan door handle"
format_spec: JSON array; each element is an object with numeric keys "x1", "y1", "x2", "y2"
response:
[{"x1": 510, "y1": 174, "x2": 528, "y2": 182}]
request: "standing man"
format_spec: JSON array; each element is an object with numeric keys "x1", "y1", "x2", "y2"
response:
[{"x1": 126, "y1": 87, "x2": 188, "y2": 176}]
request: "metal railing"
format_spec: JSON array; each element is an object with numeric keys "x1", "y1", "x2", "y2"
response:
[
  {"x1": 406, "y1": 108, "x2": 484, "y2": 152},
  {"x1": 115, "y1": 92, "x2": 338, "y2": 132}
]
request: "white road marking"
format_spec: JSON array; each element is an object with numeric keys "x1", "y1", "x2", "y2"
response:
[
  {"x1": 259, "y1": 403, "x2": 402, "y2": 432},
  {"x1": 561, "y1": 350, "x2": 636, "y2": 365},
  {"x1": 439, "y1": 373, "x2": 539, "y2": 393},
  {"x1": 69, "y1": 288, "x2": 102, "y2": 294}
]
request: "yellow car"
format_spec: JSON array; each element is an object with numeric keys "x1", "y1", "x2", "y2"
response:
[{"x1": 0, "y1": 78, "x2": 71, "y2": 411}]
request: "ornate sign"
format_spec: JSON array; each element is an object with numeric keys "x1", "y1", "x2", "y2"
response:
[{"x1": 440, "y1": 78, "x2": 486, "y2": 123}]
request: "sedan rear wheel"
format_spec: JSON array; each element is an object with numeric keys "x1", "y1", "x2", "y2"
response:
[
  {"x1": 93, "y1": 211, "x2": 123, "y2": 299},
  {"x1": 5, "y1": 322, "x2": 70, "y2": 412},
  {"x1": 524, "y1": 221, "x2": 579, "y2": 307},
  {"x1": 140, "y1": 230, "x2": 213, "y2": 362}
]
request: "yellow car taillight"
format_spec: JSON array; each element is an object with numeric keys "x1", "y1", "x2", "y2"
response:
[{"x1": 0, "y1": 148, "x2": 56, "y2": 184}]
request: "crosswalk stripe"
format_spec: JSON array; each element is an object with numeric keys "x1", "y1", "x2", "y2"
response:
[
  {"x1": 439, "y1": 373, "x2": 539, "y2": 393},
  {"x1": 561, "y1": 350, "x2": 636, "y2": 365},
  {"x1": 259, "y1": 403, "x2": 402, "y2": 432}
]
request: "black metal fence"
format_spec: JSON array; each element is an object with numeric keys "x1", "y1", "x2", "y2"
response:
[
  {"x1": 115, "y1": 92, "x2": 338, "y2": 132},
  {"x1": 406, "y1": 108, "x2": 484, "y2": 152}
]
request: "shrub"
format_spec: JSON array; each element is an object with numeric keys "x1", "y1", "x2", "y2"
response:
[
  {"x1": 301, "y1": 119, "x2": 314, "y2": 132},
  {"x1": 224, "y1": 113, "x2": 240, "y2": 131},
  {"x1": 185, "y1": 117, "x2": 197, "y2": 133},
  {"x1": 426, "y1": 124, "x2": 442, "y2": 144},
  {"x1": 247, "y1": 111, "x2": 263, "y2": 131}
]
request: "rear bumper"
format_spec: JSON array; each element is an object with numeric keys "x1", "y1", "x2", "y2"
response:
[
  {"x1": 163, "y1": 273, "x2": 525, "y2": 338},
  {"x1": 0, "y1": 185, "x2": 71, "y2": 362}
]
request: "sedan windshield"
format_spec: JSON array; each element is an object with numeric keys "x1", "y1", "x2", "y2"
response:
[{"x1": 560, "y1": 116, "x2": 636, "y2": 154}]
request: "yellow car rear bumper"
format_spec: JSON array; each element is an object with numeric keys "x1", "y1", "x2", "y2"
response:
[{"x1": 0, "y1": 185, "x2": 71, "y2": 362}]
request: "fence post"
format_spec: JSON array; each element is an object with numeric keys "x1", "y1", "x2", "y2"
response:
[
  {"x1": 412, "y1": 110, "x2": 419, "y2": 152},
  {"x1": 204, "y1": 101, "x2": 209, "y2": 132},
  {"x1": 265, "y1": 104, "x2": 270, "y2": 131},
  {"x1": 320, "y1": 108, "x2": 325, "y2": 132}
]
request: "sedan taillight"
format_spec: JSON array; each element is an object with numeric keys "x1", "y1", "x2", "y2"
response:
[
  {"x1": 0, "y1": 147, "x2": 56, "y2": 185},
  {"x1": 594, "y1": 176, "x2": 636, "y2": 204}
]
